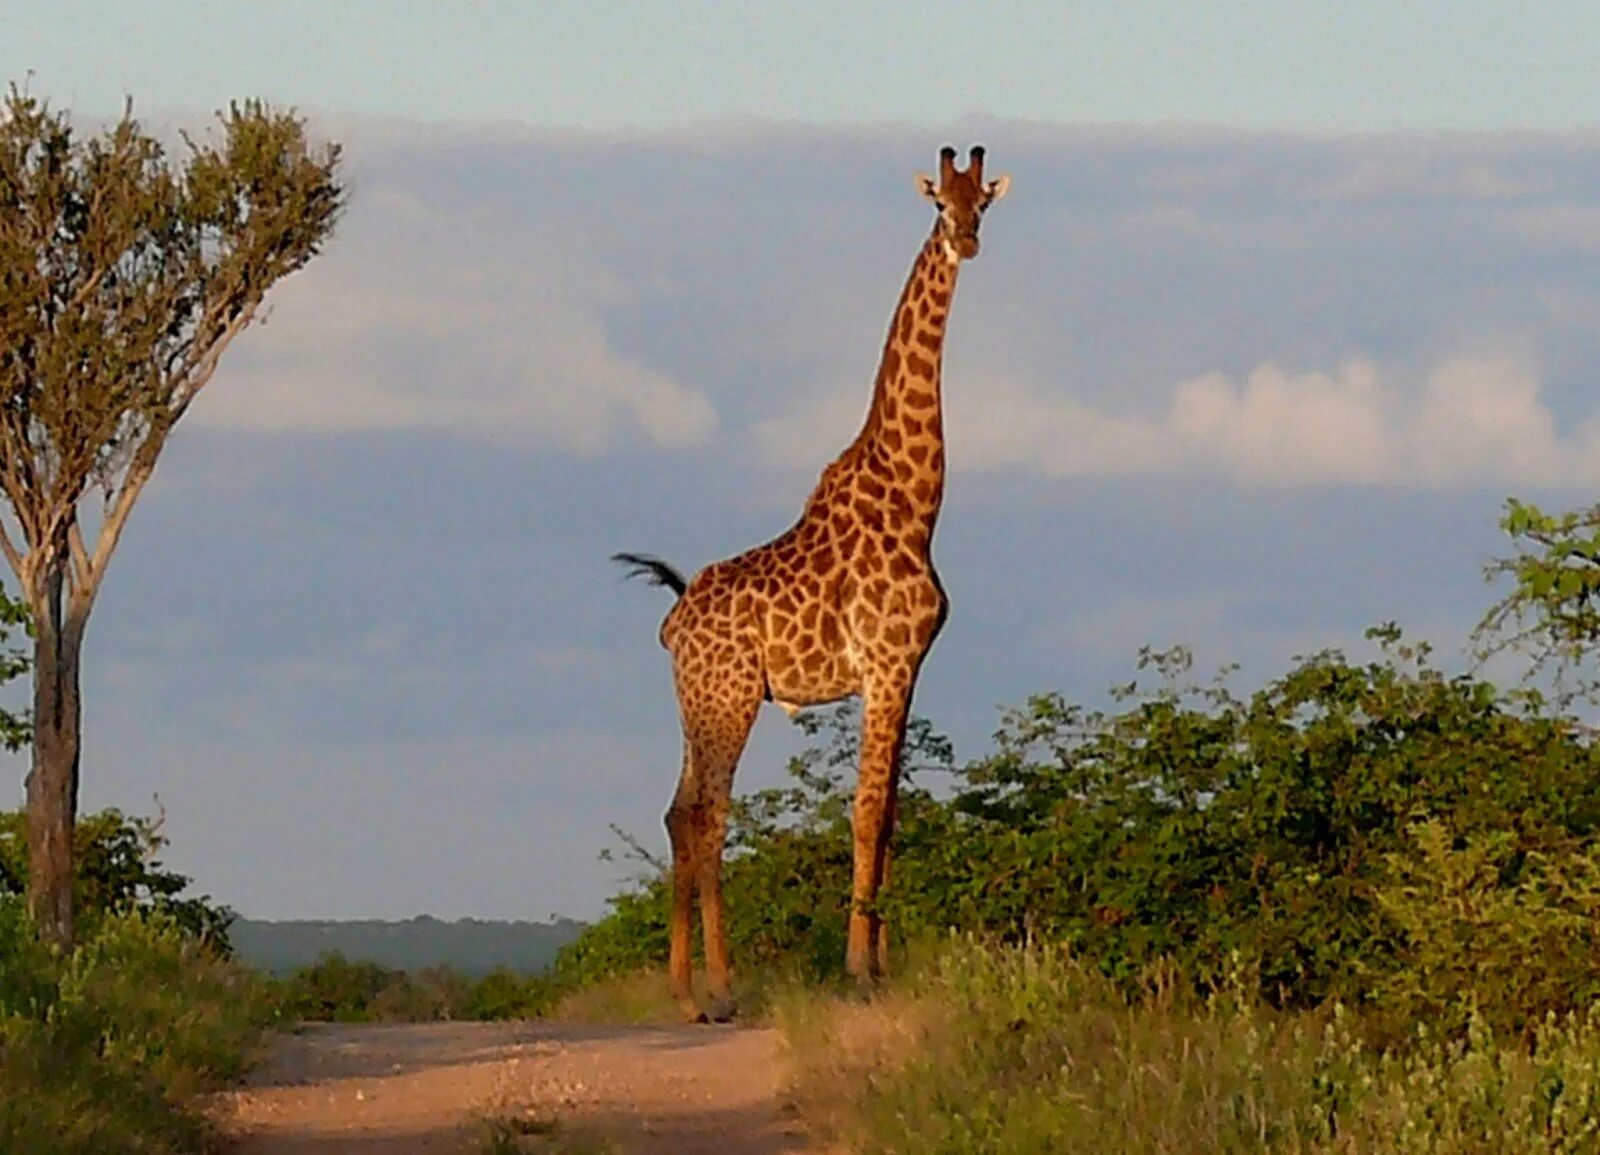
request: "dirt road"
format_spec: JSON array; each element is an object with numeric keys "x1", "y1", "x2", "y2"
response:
[{"x1": 214, "y1": 1020, "x2": 814, "y2": 1154}]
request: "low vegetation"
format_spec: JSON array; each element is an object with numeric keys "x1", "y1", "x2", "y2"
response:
[
  {"x1": 0, "y1": 806, "x2": 273, "y2": 1152},
  {"x1": 0, "y1": 898, "x2": 276, "y2": 1154},
  {"x1": 782, "y1": 937, "x2": 1600, "y2": 1154},
  {"x1": 273, "y1": 950, "x2": 555, "y2": 1023},
  {"x1": 540, "y1": 497, "x2": 1600, "y2": 1151},
  {"x1": 476, "y1": 1112, "x2": 618, "y2": 1155}
]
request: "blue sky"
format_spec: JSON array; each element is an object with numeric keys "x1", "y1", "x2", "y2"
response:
[
  {"x1": 9, "y1": 1, "x2": 1600, "y2": 131},
  {"x1": 1, "y1": 7, "x2": 1598, "y2": 922}
]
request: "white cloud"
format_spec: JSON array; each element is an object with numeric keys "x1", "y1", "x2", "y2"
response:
[
  {"x1": 193, "y1": 186, "x2": 717, "y2": 451},
  {"x1": 1164, "y1": 360, "x2": 1397, "y2": 484},
  {"x1": 750, "y1": 353, "x2": 1600, "y2": 490}
]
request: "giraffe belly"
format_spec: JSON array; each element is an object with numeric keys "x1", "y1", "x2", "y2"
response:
[{"x1": 765, "y1": 657, "x2": 859, "y2": 714}]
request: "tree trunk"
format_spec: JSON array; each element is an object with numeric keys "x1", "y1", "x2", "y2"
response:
[{"x1": 25, "y1": 565, "x2": 83, "y2": 950}]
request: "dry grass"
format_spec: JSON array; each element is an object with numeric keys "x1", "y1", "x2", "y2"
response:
[
  {"x1": 543, "y1": 967, "x2": 686, "y2": 1026},
  {"x1": 772, "y1": 983, "x2": 944, "y2": 1140},
  {"x1": 546, "y1": 962, "x2": 806, "y2": 1027},
  {"x1": 476, "y1": 1112, "x2": 619, "y2": 1155}
]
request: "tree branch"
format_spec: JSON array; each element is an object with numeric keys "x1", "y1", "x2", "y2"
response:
[
  {"x1": 78, "y1": 462, "x2": 155, "y2": 621},
  {"x1": 167, "y1": 299, "x2": 259, "y2": 422},
  {"x1": 0, "y1": 520, "x2": 22, "y2": 584},
  {"x1": 66, "y1": 517, "x2": 91, "y2": 595}
]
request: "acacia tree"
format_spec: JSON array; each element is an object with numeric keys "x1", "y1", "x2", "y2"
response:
[{"x1": 0, "y1": 89, "x2": 342, "y2": 946}]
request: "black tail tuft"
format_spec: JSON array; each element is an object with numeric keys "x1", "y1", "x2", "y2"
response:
[{"x1": 611, "y1": 552, "x2": 689, "y2": 598}]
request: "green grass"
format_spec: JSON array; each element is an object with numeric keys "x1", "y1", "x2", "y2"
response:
[
  {"x1": 0, "y1": 899, "x2": 277, "y2": 1155},
  {"x1": 777, "y1": 937, "x2": 1600, "y2": 1155}
]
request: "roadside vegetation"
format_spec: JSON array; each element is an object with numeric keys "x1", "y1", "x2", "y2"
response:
[
  {"x1": 541, "y1": 495, "x2": 1600, "y2": 1151},
  {"x1": 0, "y1": 808, "x2": 275, "y2": 1154}
]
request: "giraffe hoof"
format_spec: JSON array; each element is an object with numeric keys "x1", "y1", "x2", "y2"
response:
[{"x1": 678, "y1": 997, "x2": 709, "y2": 1024}]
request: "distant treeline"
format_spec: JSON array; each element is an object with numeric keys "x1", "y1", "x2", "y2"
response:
[{"x1": 230, "y1": 914, "x2": 587, "y2": 976}]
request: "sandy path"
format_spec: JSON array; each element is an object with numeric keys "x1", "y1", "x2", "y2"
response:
[{"x1": 214, "y1": 1020, "x2": 813, "y2": 1154}]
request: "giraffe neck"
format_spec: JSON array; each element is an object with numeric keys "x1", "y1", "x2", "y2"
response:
[{"x1": 851, "y1": 232, "x2": 960, "y2": 509}]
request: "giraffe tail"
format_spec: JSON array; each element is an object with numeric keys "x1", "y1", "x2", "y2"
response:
[{"x1": 610, "y1": 552, "x2": 689, "y2": 598}]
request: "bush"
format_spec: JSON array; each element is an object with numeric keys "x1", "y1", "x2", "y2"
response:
[
  {"x1": 0, "y1": 898, "x2": 275, "y2": 1155},
  {"x1": 1367, "y1": 818, "x2": 1600, "y2": 1041},
  {"x1": 0, "y1": 805, "x2": 236, "y2": 950},
  {"x1": 274, "y1": 951, "x2": 556, "y2": 1022}
]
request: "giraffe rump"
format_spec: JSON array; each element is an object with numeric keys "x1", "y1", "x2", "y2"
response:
[{"x1": 611, "y1": 551, "x2": 689, "y2": 598}]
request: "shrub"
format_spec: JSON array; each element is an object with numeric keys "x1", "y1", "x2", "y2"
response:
[
  {"x1": 0, "y1": 898, "x2": 274, "y2": 1155},
  {"x1": 1366, "y1": 818, "x2": 1600, "y2": 1041},
  {"x1": 274, "y1": 952, "x2": 558, "y2": 1022},
  {"x1": 0, "y1": 805, "x2": 236, "y2": 950}
]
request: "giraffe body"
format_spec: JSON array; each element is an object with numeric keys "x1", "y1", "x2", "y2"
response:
[{"x1": 615, "y1": 145, "x2": 1008, "y2": 1021}]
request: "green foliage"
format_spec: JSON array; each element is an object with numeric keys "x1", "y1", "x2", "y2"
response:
[
  {"x1": 882, "y1": 632, "x2": 1600, "y2": 1020},
  {"x1": 783, "y1": 938, "x2": 1600, "y2": 1155},
  {"x1": 0, "y1": 805, "x2": 235, "y2": 949},
  {"x1": 1368, "y1": 819, "x2": 1600, "y2": 1041},
  {"x1": 559, "y1": 625, "x2": 1600, "y2": 1035},
  {"x1": 0, "y1": 586, "x2": 29, "y2": 751},
  {"x1": 0, "y1": 898, "x2": 275, "y2": 1155},
  {"x1": 0, "y1": 86, "x2": 343, "y2": 504},
  {"x1": 1476, "y1": 497, "x2": 1600, "y2": 701}
]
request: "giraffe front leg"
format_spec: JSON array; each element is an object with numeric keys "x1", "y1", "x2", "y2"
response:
[
  {"x1": 873, "y1": 777, "x2": 900, "y2": 977},
  {"x1": 848, "y1": 681, "x2": 912, "y2": 984}
]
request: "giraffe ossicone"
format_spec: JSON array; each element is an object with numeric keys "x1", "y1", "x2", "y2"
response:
[{"x1": 613, "y1": 144, "x2": 1009, "y2": 1023}]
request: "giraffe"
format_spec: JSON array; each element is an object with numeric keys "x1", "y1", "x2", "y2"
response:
[{"x1": 613, "y1": 144, "x2": 1009, "y2": 1022}]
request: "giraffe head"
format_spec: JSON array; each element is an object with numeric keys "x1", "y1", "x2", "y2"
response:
[{"x1": 915, "y1": 144, "x2": 1010, "y2": 262}]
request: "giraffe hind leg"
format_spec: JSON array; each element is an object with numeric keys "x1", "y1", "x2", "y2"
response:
[
  {"x1": 663, "y1": 779, "x2": 703, "y2": 1022},
  {"x1": 666, "y1": 657, "x2": 762, "y2": 1022}
]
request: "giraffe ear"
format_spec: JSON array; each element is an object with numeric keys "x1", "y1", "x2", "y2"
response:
[
  {"x1": 915, "y1": 172, "x2": 939, "y2": 200},
  {"x1": 985, "y1": 174, "x2": 1011, "y2": 202}
]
